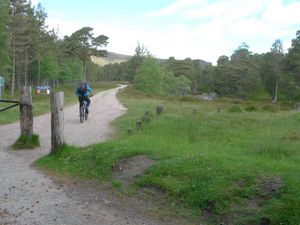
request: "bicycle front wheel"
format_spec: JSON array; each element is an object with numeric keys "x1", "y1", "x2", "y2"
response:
[{"x1": 80, "y1": 107, "x2": 85, "y2": 123}]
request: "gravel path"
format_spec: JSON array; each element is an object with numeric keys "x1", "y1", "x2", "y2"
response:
[{"x1": 0, "y1": 86, "x2": 172, "y2": 225}]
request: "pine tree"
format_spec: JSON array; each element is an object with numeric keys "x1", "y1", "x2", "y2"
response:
[
  {"x1": 63, "y1": 27, "x2": 108, "y2": 79},
  {"x1": 0, "y1": 0, "x2": 10, "y2": 76},
  {"x1": 29, "y1": 3, "x2": 47, "y2": 85},
  {"x1": 8, "y1": 0, "x2": 32, "y2": 95},
  {"x1": 270, "y1": 39, "x2": 284, "y2": 103},
  {"x1": 127, "y1": 42, "x2": 148, "y2": 81}
]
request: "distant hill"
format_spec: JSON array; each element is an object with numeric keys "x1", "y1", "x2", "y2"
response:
[
  {"x1": 92, "y1": 52, "x2": 211, "y2": 69},
  {"x1": 193, "y1": 59, "x2": 212, "y2": 69},
  {"x1": 91, "y1": 52, "x2": 132, "y2": 66}
]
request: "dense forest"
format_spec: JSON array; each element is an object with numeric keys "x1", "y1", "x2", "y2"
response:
[
  {"x1": 123, "y1": 35, "x2": 300, "y2": 102},
  {"x1": 1, "y1": 0, "x2": 300, "y2": 102},
  {"x1": 0, "y1": 0, "x2": 108, "y2": 96}
]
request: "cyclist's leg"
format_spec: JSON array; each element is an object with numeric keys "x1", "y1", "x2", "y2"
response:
[
  {"x1": 78, "y1": 96, "x2": 84, "y2": 114},
  {"x1": 83, "y1": 96, "x2": 90, "y2": 114},
  {"x1": 84, "y1": 96, "x2": 90, "y2": 107}
]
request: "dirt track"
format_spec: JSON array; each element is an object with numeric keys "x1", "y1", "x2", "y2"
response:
[{"x1": 0, "y1": 86, "x2": 173, "y2": 225}]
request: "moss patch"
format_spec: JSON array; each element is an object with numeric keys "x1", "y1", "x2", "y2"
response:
[{"x1": 12, "y1": 134, "x2": 40, "y2": 149}]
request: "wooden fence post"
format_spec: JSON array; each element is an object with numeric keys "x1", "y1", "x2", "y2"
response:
[
  {"x1": 51, "y1": 92, "x2": 64, "y2": 153},
  {"x1": 136, "y1": 119, "x2": 142, "y2": 131},
  {"x1": 19, "y1": 86, "x2": 33, "y2": 137},
  {"x1": 193, "y1": 108, "x2": 198, "y2": 115},
  {"x1": 156, "y1": 106, "x2": 164, "y2": 115}
]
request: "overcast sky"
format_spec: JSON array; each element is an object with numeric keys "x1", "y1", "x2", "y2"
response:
[{"x1": 33, "y1": 0, "x2": 300, "y2": 64}]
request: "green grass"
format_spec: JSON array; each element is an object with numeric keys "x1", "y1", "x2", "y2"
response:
[
  {"x1": 228, "y1": 105, "x2": 243, "y2": 113},
  {"x1": 244, "y1": 104, "x2": 259, "y2": 112},
  {"x1": 0, "y1": 82, "x2": 117, "y2": 124},
  {"x1": 262, "y1": 104, "x2": 279, "y2": 112},
  {"x1": 12, "y1": 134, "x2": 40, "y2": 149},
  {"x1": 35, "y1": 87, "x2": 300, "y2": 224}
]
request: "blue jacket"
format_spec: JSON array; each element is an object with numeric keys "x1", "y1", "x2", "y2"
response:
[{"x1": 76, "y1": 83, "x2": 93, "y2": 97}]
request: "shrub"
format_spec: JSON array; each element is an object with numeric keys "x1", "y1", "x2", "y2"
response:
[
  {"x1": 262, "y1": 104, "x2": 278, "y2": 112},
  {"x1": 174, "y1": 96, "x2": 200, "y2": 102},
  {"x1": 228, "y1": 105, "x2": 243, "y2": 113},
  {"x1": 244, "y1": 105, "x2": 258, "y2": 112},
  {"x1": 134, "y1": 57, "x2": 163, "y2": 95},
  {"x1": 134, "y1": 57, "x2": 192, "y2": 96},
  {"x1": 279, "y1": 102, "x2": 293, "y2": 111},
  {"x1": 162, "y1": 73, "x2": 191, "y2": 96}
]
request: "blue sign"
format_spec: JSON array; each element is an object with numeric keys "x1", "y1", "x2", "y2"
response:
[{"x1": 36, "y1": 86, "x2": 50, "y2": 90}]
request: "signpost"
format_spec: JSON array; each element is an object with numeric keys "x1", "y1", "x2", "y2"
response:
[{"x1": 0, "y1": 76, "x2": 4, "y2": 99}]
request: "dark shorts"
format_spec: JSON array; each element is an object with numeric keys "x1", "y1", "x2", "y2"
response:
[{"x1": 78, "y1": 95, "x2": 90, "y2": 107}]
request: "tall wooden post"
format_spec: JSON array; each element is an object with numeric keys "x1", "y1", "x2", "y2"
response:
[
  {"x1": 20, "y1": 86, "x2": 33, "y2": 137},
  {"x1": 51, "y1": 92, "x2": 64, "y2": 153}
]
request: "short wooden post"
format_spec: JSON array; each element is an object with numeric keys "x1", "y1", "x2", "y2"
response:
[
  {"x1": 51, "y1": 92, "x2": 64, "y2": 153},
  {"x1": 193, "y1": 108, "x2": 198, "y2": 115},
  {"x1": 126, "y1": 128, "x2": 133, "y2": 135},
  {"x1": 141, "y1": 115, "x2": 150, "y2": 123},
  {"x1": 19, "y1": 86, "x2": 33, "y2": 137},
  {"x1": 136, "y1": 119, "x2": 142, "y2": 131},
  {"x1": 156, "y1": 106, "x2": 164, "y2": 115}
]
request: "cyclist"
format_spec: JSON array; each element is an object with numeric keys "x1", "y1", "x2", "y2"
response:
[{"x1": 75, "y1": 79, "x2": 93, "y2": 114}]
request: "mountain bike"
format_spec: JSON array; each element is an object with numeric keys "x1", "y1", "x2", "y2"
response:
[{"x1": 79, "y1": 100, "x2": 88, "y2": 123}]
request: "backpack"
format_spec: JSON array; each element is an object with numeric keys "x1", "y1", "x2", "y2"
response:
[{"x1": 78, "y1": 82, "x2": 87, "y2": 95}]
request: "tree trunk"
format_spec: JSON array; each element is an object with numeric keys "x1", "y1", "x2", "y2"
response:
[
  {"x1": 192, "y1": 83, "x2": 198, "y2": 95},
  {"x1": 19, "y1": 86, "x2": 33, "y2": 137},
  {"x1": 272, "y1": 80, "x2": 279, "y2": 103},
  {"x1": 24, "y1": 48, "x2": 28, "y2": 87},
  {"x1": 17, "y1": 54, "x2": 21, "y2": 91},
  {"x1": 51, "y1": 92, "x2": 64, "y2": 153},
  {"x1": 37, "y1": 51, "x2": 41, "y2": 85},
  {"x1": 83, "y1": 61, "x2": 87, "y2": 80},
  {"x1": 11, "y1": 34, "x2": 16, "y2": 96}
]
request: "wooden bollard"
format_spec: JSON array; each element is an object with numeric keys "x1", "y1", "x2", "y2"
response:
[
  {"x1": 193, "y1": 108, "x2": 198, "y2": 115},
  {"x1": 217, "y1": 107, "x2": 221, "y2": 113},
  {"x1": 126, "y1": 128, "x2": 133, "y2": 135},
  {"x1": 136, "y1": 120, "x2": 142, "y2": 131},
  {"x1": 19, "y1": 86, "x2": 33, "y2": 137},
  {"x1": 156, "y1": 106, "x2": 164, "y2": 115},
  {"x1": 51, "y1": 92, "x2": 64, "y2": 153},
  {"x1": 141, "y1": 115, "x2": 150, "y2": 123}
]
